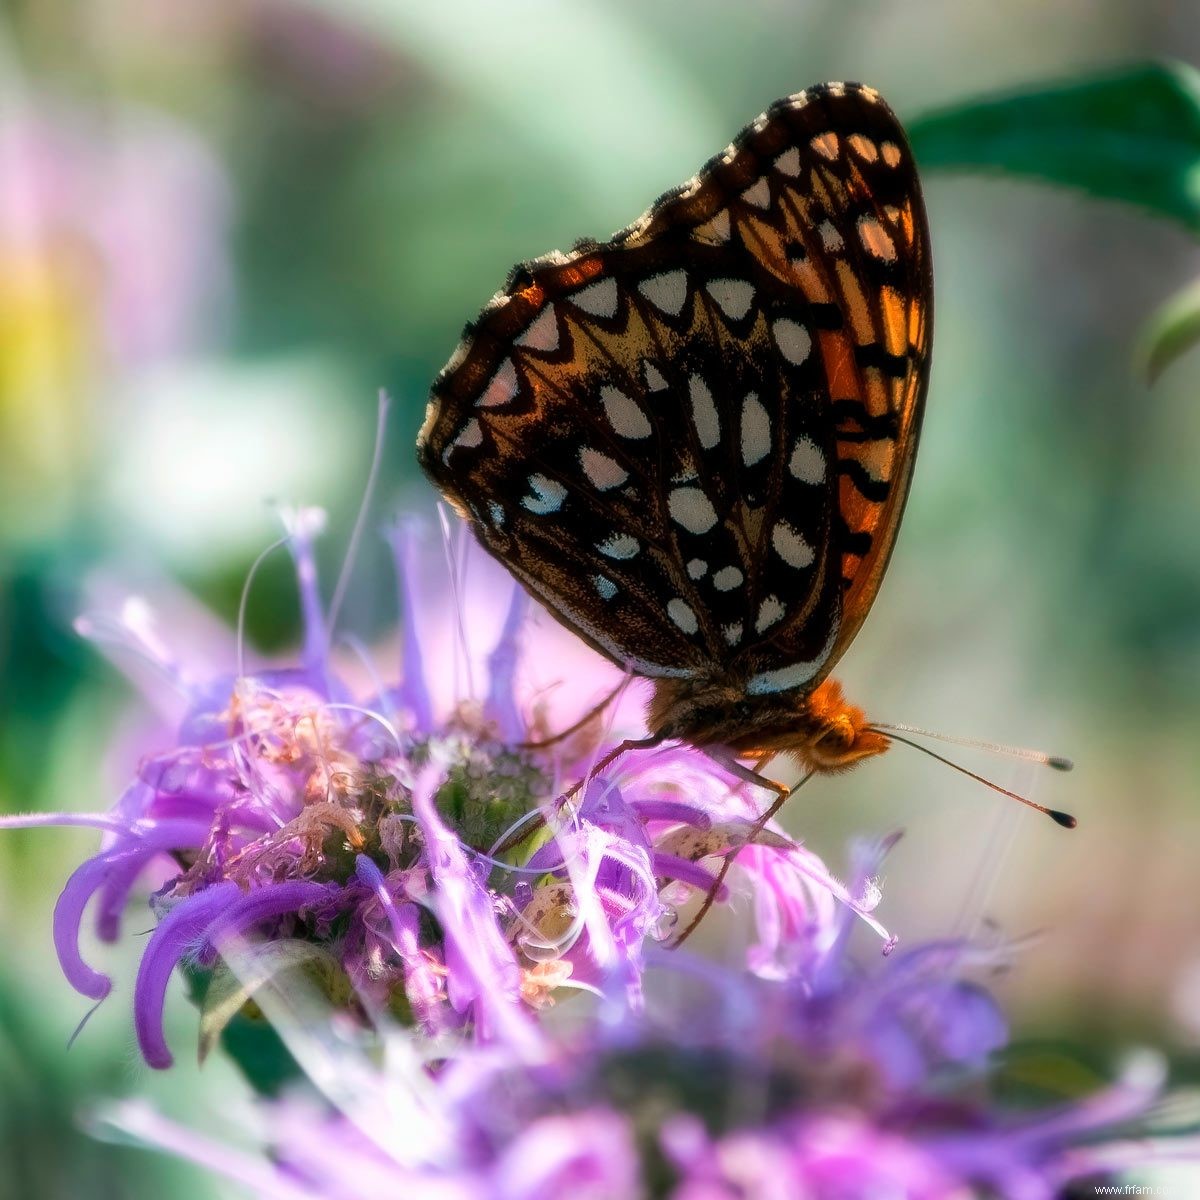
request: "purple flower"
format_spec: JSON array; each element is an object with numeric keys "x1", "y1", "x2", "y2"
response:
[
  {"x1": 3, "y1": 508, "x2": 885, "y2": 1066},
  {"x1": 96, "y1": 925, "x2": 1200, "y2": 1199}
]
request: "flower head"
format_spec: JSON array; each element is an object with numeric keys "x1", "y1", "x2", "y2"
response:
[{"x1": 4, "y1": 507, "x2": 888, "y2": 1067}]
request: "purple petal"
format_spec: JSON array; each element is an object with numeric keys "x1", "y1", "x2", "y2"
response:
[
  {"x1": 202, "y1": 880, "x2": 336, "y2": 947},
  {"x1": 355, "y1": 856, "x2": 447, "y2": 1032},
  {"x1": 281, "y1": 508, "x2": 330, "y2": 684},
  {"x1": 54, "y1": 850, "x2": 138, "y2": 999},
  {"x1": 492, "y1": 1109, "x2": 640, "y2": 1199},
  {"x1": 53, "y1": 820, "x2": 213, "y2": 999},
  {"x1": 134, "y1": 882, "x2": 241, "y2": 1068},
  {"x1": 628, "y1": 799, "x2": 713, "y2": 829},
  {"x1": 653, "y1": 852, "x2": 726, "y2": 899},
  {"x1": 134, "y1": 880, "x2": 333, "y2": 1068},
  {"x1": 385, "y1": 519, "x2": 434, "y2": 732},
  {"x1": 484, "y1": 582, "x2": 526, "y2": 742},
  {"x1": 410, "y1": 767, "x2": 541, "y2": 1055}
]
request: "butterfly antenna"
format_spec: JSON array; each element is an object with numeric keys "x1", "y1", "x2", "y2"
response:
[
  {"x1": 870, "y1": 721, "x2": 1073, "y2": 772},
  {"x1": 870, "y1": 729, "x2": 1076, "y2": 829}
]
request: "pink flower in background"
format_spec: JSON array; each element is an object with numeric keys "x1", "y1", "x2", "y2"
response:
[{"x1": 0, "y1": 94, "x2": 231, "y2": 369}]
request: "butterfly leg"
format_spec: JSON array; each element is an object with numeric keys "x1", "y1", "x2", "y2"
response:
[
  {"x1": 704, "y1": 748, "x2": 789, "y2": 796},
  {"x1": 516, "y1": 678, "x2": 627, "y2": 750},
  {"x1": 667, "y1": 764, "x2": 814, "y2": 949},
  {"x1": 559, "y1": 734, "x2": 666, "y2": 805},
  {"x1": 490, "y1": 733, "x2": 665, "y2": 857}
]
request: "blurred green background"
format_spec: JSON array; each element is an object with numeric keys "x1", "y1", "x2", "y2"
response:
[{"x1": 2, "y1": 1, "x2": 1199, "y2": 1194}]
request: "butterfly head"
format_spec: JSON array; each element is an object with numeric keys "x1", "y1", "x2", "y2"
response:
[{"x1": 796, "y1": 678, "x2": 890, "y2": 773}]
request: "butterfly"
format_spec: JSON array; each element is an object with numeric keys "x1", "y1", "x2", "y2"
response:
[{"x1": 419, "y1": 81, "x2": 935, "y2": 800}]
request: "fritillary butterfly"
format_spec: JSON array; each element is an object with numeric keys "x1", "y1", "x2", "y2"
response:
[{"x1": 419, "y1": 82, "x2": 934, "y2": 799}]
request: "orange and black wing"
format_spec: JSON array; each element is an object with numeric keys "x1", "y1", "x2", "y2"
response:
[{"x1": 418, "y1": 82, "x2": 932, "y2": 693}]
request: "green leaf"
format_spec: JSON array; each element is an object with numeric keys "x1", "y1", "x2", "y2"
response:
[
  {"x1": 908, "y1": 62, "x2": 1200, "y2": 232},
  {"x1": 190, "y1": 941, "x2": 350, "y2": 1097},
  {"x1": 1139, "y1": 276, "x2": 1200, "y2": 382}
]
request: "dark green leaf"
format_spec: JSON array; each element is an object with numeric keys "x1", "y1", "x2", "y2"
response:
[{"x1": 908, "y1": 62, "x2": 1200, "y2": 232}]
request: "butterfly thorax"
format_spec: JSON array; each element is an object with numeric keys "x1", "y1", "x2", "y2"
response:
[{"x1": 647, "y1": 675, "x2": 889, "y2": 774}]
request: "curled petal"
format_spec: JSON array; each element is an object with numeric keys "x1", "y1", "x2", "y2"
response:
[
  {"x1": 54, "y1": 851, "x2": 137, "y2": 1000},
  {"x1": 135, "y1": 882, "x2": 241, "y2": 1068},
  {"x1": 53, "y1": 819, "x2": 213, "y2": 999},
  {"x1": 135, "y1": 880, "x2": 334, "y2": 1068}
]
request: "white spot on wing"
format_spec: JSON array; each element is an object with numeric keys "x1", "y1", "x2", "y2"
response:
[
  {"x1": 454, "y1": 418, "x2": 483, "y2": 450},
  {"x1": 705, "y1": 278, "x2": 755, "y2": 321},
  {"x1": 668, "y1": 486, "x2": 718, "y2": 534},
  {"x1": 523, "y1": 473, "x2": 567, "y2": 514},
  {"x1": 478, "y1": 358, "x2": 518, "y2": 408},
  {"x1": 694, "y1": 209, "x2": 731, "y2": 244},
  {"x1": 772, "y1": 319, "x2": 812, "y2": 365},
  {"x1": 598, "y1": 533, "x2": 640, "y2": 559},
  {"x1": 667, "y1": 598, "x2": 699, "y2": 634},
  {"x1": 755, "y1": 595, "x2": 785, "y2": 633},
  {"x1": 642, "y1": 360, "x2": 668, "y2": 391},
  {"x1": 514, "y1": 306, "x2": 559, "y2": 352},
  {"x1": 592, "y1": 574, "x2": 618, "y2": 600},
  {"x1": 687, "y1": 558, "x2": 707, "y2": 580},
  {"x1": 579, "y1": 446, "x2": 628, "y2": 490},
  {"x1": 722, "y1": 622, "x2": 743, "y2": 646},
  {"x1": 818, "y1": 221, "x2": 843, "y2": 251},
  {"x1": 746, "y1": 628, "x2": 838, "y2": 695},
  {"x1": 488, "y1": 501, "x2": 505, "y2": 527},
  {"x1": 572, "y1": 277, "x2": 619, "y2": 318},
  {"x1": 772, "y1": 521, "x2": 815, "y2": 569},
  {"x1": 712, "y1": 566, "x2": 743, "y2": 592},
  {"x1": 775, "y1": 146, "x2": 802, "y2": 175},
  {"x1": 740, "y1": 393, "x2": 771, "y2": 467},
  {"x1": 601, "y1": 385, "x2": 652, "y2": 439},
  {"x1": 638, "y1": 270, "x2": 689, "y2": 316},
  {"x1": 689, "y1": 374, "x2": 721, "y2": 450},
  {"x1": 789, "y1": 435, "x2": 825, "y2": 484},
  {"x1": 741, "y1": 177, "x2": 771, "y2": 209}
]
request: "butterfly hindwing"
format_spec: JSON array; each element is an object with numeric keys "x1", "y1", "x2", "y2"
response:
[{"x1": 419, "y1": 82, "x2": 932, "y2": 694}]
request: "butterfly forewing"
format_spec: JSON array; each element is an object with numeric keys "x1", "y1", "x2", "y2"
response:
[{"x1": 419, "y1": 82, "x2": 932, "y2": 696}]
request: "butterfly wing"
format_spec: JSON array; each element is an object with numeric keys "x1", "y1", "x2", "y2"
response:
[{"x1": 418, "y1": 82, "x2": 932, "y2": 693}]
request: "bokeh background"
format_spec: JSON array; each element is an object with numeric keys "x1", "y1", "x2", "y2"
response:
[{"x1": 2, "y1": 1, "x2": 1199, "y2": 1194}]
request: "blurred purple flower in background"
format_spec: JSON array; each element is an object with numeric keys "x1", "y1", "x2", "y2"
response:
[
  {"x1": 98, "y1": 893, "x2": 1200, "y2": 1200},
  {"x1": 3, "y1": 504, "x2": 887, "y2": 1068}
]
